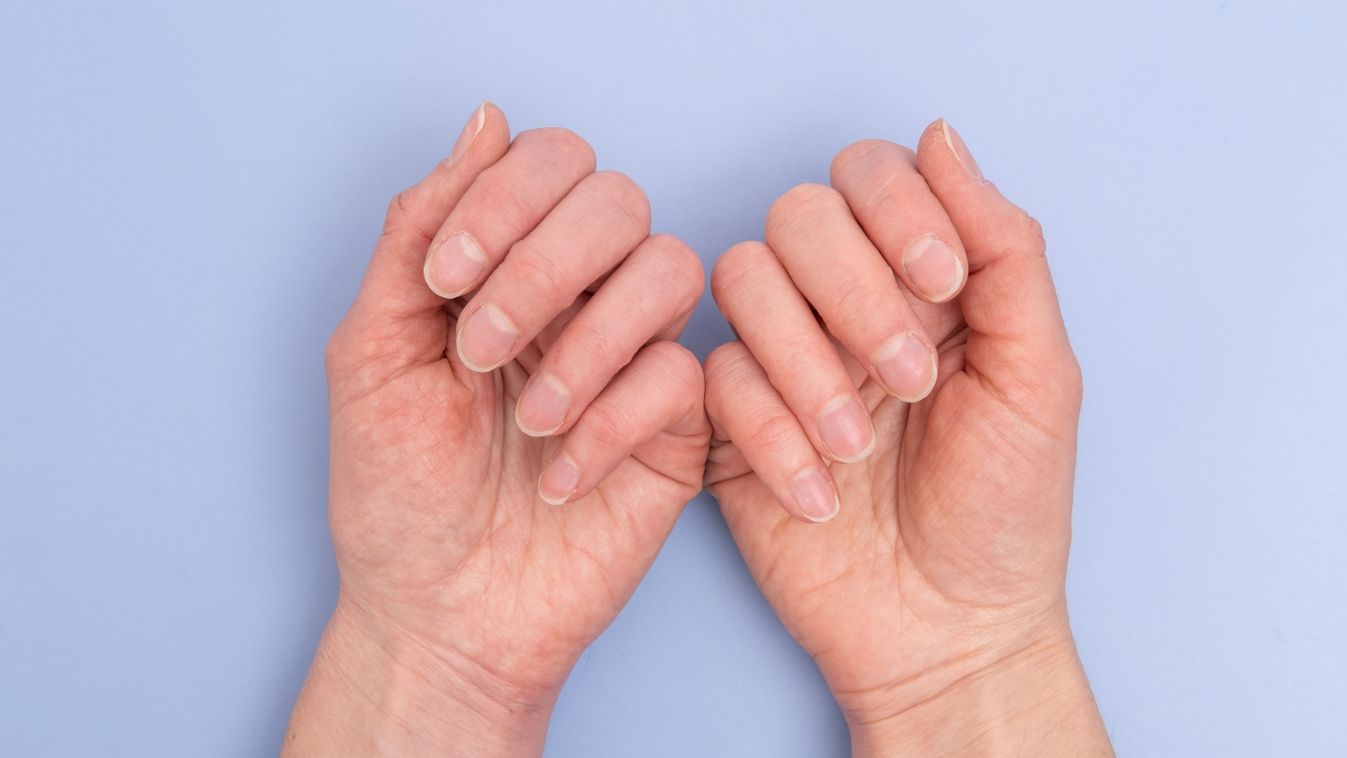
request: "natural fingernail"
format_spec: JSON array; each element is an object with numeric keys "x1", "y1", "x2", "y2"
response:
[
  {"x1": 516, "y1": 373, "x2": 571, "y2": 436},
  {"x1": 872, "y1": 333, "x2": 937, "y2": 402},
  {"x1": 903, "y1": 236, "x2": 964, "y2": 302},
  {"x1": 817, "y1": 395, "x2": 875, "y2": 463},
  {"x1": 939, "y1": 119, "x2": 983, "y2": 181},
  {"x1": 424, "y1": 231, "x2": 487, "y2": 298},
  {"x1": 538, "y1": 453, "x2": 581, "y2": 505},
  {"x1": 448, "y1": 101, "x2": 488, "y2": 164},
  {"x1": 792, "y1": 467, "x2": 840, "y2": 523},
  {"x1": 456, "y1": 303, "x2": 519, "y2": 371}
]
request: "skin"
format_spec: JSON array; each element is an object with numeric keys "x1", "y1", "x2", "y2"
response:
[
  {"x1": 704, "y1": 120, "x2": 1113, "y2": 755},
  {"x1": 283, "y1": 103, "x2": 710, "y2": 756},
  {"x1": 286, "y1": 105, "x2": 1111, "y2": 755}
]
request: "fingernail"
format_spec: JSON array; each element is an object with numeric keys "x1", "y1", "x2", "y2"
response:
[
  {"x1": 424, "y1": 231, "x2": 487, "y2": 298},
  {"x1": 792, "y1": 467, "x2": 840, "y2": 523},
  {"x1": 516, "y1": 373, "x2": 571, "y2": 436},
  {"x1": 872, "y1": 333, "x2": 937, "y2": 402},
  {"x1": 539, "y1": 453, "x2": 581, "y2": 506},
  {"x1": 902, "y1": 236, "x2": 964, "y2": 302},
  {"x1": 456, "y1": 303, "x2": 519, "y2": 371},
  {"x1": 939, "y1": 119, "x2": 983, "y2": 181},
  {"x1": 448, "y1": 101, "x2": 488, "y2": 164},
  {"x1": 817, "y1": 395, "x2": 875, "y2": 463}
]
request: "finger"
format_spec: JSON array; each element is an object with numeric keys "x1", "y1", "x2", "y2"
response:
[
  {"x1": 422, "y1": 127, "x2": 597, "y2": 299},
  {"x1": 830, "y1": 139, "x2": 969, "y2": 304},
  {"x1": 352, "y1": 102, "x2": 511, "y2": 330},
  {"x1": 915, "y1": 119, "x2": 1079, "y2": 399},
  {"x1": 509, "y1": 292, "x2": 589, "y2": 376},
  {"x1": 455, "y1": 170, "x2": 651, "y2": 372},
  {"x1": 515, "y1": 234, "x2": 703, "y2": 436},
  {"x1": 704, "y1": 341, "x2": 839, "y2": 523},
  {"x1": 764, "y1": 183, "x2": 939, "y2": 402},
  {"x1": 711, "y1": 241, "x2": 875, "y2": 463},
  {"x1": 537, "y1": 341, "x2": 705, "y2": 506}
]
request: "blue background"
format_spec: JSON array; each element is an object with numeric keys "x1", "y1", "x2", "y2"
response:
[{"x1": 3, "y1": 1, "x2": 1345, "y2": 755}]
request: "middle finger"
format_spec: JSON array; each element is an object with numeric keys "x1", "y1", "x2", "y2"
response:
[{"x1": 764, "y1": 183, "x2": 939, "y2": 402}]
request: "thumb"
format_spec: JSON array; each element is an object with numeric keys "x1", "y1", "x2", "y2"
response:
[
  {"x1": 328, "y1": 102, "x2": 511, "y2": 387},
  {"x1": 915, "y1": 119, "x2": 1081, "y2": 410}
]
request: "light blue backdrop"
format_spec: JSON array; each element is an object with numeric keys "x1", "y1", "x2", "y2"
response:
[{"x1": 3, "y1": 1, "x2": 1345, "y2": 755}]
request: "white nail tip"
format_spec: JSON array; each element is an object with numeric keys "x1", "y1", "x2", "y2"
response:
[
  {"x1": 538, "y1": 488, "x2": 570, "y2": 507},
  {"x1": 939, "y1": 119, "x2": 957, "y2": 156},
  {"x1": 831, "y1": 434, "x2": 876, "y2": 464},
  {"x1": 932, "y1": 253, "x2": 965, "y2": 303},
  {"x1": 803, "y1": 494, "x2": 841, "y2": 524},
  {"x1": 473, "y1": 101, "x2": 488, "y2": 135}
]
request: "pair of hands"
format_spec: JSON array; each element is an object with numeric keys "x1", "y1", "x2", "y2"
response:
[{"x1": 285, "y1": 103, "x2": 1112, "y2": 756}]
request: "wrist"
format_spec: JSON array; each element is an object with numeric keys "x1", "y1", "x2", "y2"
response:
[
  {"x1": 284, "y1": 596, "x2": 557, "y2": 757},
  {"x1": 846, "y1": 629, "x2": 1112, "y2": 758}
]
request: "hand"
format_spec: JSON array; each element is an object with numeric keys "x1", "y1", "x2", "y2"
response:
[
  {"x1": 704, "y1": 121, "x2": 1112, "y2": 755},
  {"x1": 285, "y1": 103, "x2": 709, "y2": 756}
]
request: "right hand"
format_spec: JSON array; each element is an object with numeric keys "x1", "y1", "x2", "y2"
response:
[{"x1": 704, "y1": 120, "x2": 1111, "y2": 755}]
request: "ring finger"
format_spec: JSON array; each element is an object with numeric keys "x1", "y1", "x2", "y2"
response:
[
  {"x1": 711, "y1": 241, "x2": 875, "y2": 463},
  {"x1": 514, "y1": 234, "x2": 704, "y2": 436},
  {"x1": 454, "y1": 170, "x2": 652, "y2": 372}
]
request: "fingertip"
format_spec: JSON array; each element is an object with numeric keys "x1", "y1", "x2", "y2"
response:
[
  {"x1": 918, "y1": 117, "x2": 987, "y2": 186},
  {"x1": 790, "y1": 466, "x2": 841, "y2": 523},
  {"x1": 817, "y1": 394, "x2": 877, "y2": 464},
  {"x1": 424, "y1": 231, "x2": 488, "y2": 300},
  {"x1": 480, "y1": 100, "x2": 506, "y2": 129},
  {"x1": 454, "y1": 303, "x2": 520, "y2": 372},
  {"x1": 900, "y1": 234, "x2": 967, "y2": 304},
  {"x1": 475, "y1": 100, "x2": 511, "y2": 152},
  {"x1": 538, "y1": 451, "x2": 581, "y2": 506},
  {"x1": 515, "y1": 372, "x2": 572, "y2": 437},
  {"x1": 872, "y1": 332, "x2": 939, "y2": 403}
]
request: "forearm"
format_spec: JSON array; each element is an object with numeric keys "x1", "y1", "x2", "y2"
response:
[
  {"x1": 848, "y1": 635, "x2": 1112, "y2": 758},
  {"x1": 283, "y1": 599, "x2": 555, "y2": 757}
]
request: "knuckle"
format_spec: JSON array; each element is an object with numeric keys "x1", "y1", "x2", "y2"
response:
[
  {"x1": 517, "y1": 127, "x2": 596, "y2": 171},
  {"x1": 641, "y1": 234, "x2": 705, "y2": 300},
  {"x1": 765, "y1": 183, "x2": 845, "y2": 241},
  {"x1": 646, "y1": 340, "x2": 702, "y2": 389},
  {"x1": 774, "y1": 332, "x2": 828, "y2": 384},
  {"x1": 830, "y1": 139, "x2": 913, "y2": 181},
  {"x1": 323, "y1": 322, "x2": 349, "y2": 374},
  {"x1": 820, "y1": 284, "x2": 880, "y2": 337},
  {"x1": 584, "y1": 400, "x2": 639, "y2": 448},
  {"x1": 506, "y1": 246, "x2": 569, "y2": 298},
  {"x1": 382, "y1": 189, "x2": 419, "y2": 237},
  {"x1": 1021, "y1": 213, "x2": 1047, "y2": 255},
  {"x1": 1056, "y1": 350, "x2": 1084, "y2": 405},
  {"x1": 1002, "y1": 208, "x2": 1046, "y2": 258},
  {"x1": 710, "y1": 241, "x2": 774, "y2": 306},
  {"x1": 703, "y1": 339, "x2": 748, "y2": 376},
  {"x1": 471, "y1": 171, "x2": 534, "y2": 230},
  {"x1": 999, "y1": 346, "x2": 1083, "y2": 421},
  {"x1": 563, "y1": 319, "x2": 623, "y2": 370},
  {"x1": 703, "y1": 342, "x2": 754, "y2": 403},
  {"x1": 741, "y1": 411, "x2": 802, "y2": 453},
  {"x1": 588, "y1": 170, "x2": 651, "y2": 231},
  {"x1": 384, "y1": 191, "x2": 408, "y2": 225},
  {"x1": 981, "y1": 206, "x2": 1047, "y2": 264}
]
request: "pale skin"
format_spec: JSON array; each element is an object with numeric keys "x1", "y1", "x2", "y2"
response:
[{"x1": 285, "y1": 103, "x2": 1113, "y2": 756}]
